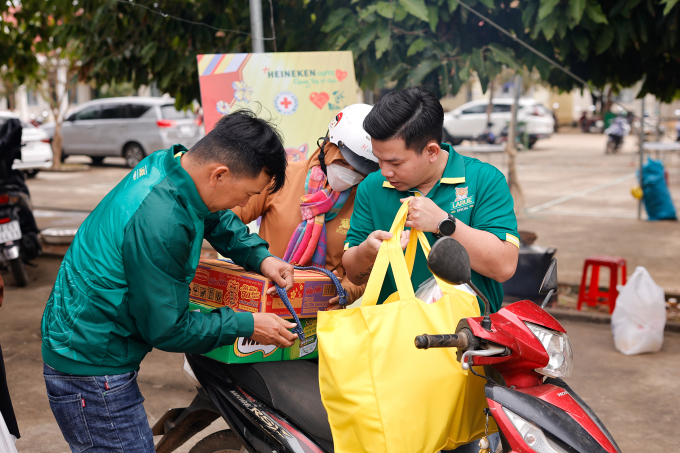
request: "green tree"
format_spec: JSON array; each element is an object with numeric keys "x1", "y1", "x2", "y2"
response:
[
  {"x1": 0, "y1": 2, "x2": 40, "y2": 85},
  {"x1": 520, "y1": 0, "x2": 680, "y2": 102},
  {"x1": 57, "y1": 0, "x2": 333, "y2": 108}
]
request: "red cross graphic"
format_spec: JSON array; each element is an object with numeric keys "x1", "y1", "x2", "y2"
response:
[
  {"x1": 280, "y1": 97, "x2": 292, "y2": 109},
  {"x1": 263, "y1": 67, "x2": 269, "y2": 73}
]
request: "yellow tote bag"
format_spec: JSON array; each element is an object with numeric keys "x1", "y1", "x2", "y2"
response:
[{"x1": 318, "y1": 202, "x2": 492, "y2": 453}]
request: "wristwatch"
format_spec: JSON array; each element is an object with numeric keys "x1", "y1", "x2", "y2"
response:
[{"x1": 433, "y1": 213, "x2": 456, "y2": 239}]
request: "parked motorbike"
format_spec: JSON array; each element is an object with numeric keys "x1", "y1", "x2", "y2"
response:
[
  {"x1": 155, "y1": 238, "x2": 621, "y2": 453},
  {"x1": 499, "y1": 123, "x2": 531, "y2": 150},
  {"x1": 603, "y1": 118, "x2": 630, "y2": 154},
  {"x1": 0, "y1": 119, "x2": 42, "y2": 286},
  {"x1": 471, "y1": 122, "x2": 497, "y2": 145}
]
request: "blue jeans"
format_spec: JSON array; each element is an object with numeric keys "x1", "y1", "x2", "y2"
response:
[
  {"x1": 443, "y1": 432, "x2": 501, "y2": 452},
  {"x1": 43, "y1": 364, "x2": 154, "y2": 453}
]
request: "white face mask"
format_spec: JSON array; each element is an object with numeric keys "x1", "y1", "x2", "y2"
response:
[{"x1": 326, "y1": 163, "x2": 365, "y2": 192}]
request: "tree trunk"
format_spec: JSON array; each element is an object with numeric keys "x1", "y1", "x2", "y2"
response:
[
  {"x1": 485, "y1": 79, "x2": 495, "y2": 130},
  {"x1": 52, "y1": 120, "x2": 63, "y2": 171},
  {"x1": 506, "y1": 75, "x2": 525, "y2": 216}
]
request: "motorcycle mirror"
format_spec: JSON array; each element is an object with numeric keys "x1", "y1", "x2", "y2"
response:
[
  {"x1": 427, "y1": 237, "x2": 471, "y2": 285},
  {"x1": 428, "y1": 238, "x2": 492, "y2": 327},
  {"x1": 539, "y1": 258, "x2": 558, "y2": 295}
]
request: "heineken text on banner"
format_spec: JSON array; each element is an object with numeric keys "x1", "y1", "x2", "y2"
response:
[{"x1": 197, "y1": 51, "x2": 358, "y2": 161}]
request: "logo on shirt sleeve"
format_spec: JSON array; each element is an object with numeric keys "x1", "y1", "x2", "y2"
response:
[
  {"x1": 451, "y1": 186, "x2": 475, "y2": 212},
  {"x1": 132, "y1": 165, "x2": 148, "y2": 180}
]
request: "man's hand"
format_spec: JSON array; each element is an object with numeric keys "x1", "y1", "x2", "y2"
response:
[
  {"x1": 344, "y1": 230, "x2": 411, "y2": 285},
  {"x1": 250, "y1": 313, "x2": 298, "y2": 347},
  {"x1": 260, "y1": 256, "x2": 294, "y2": 295},
  {"x1": 401, "y1": 196, "x2": 448, "y2": 233},
  {"x1": 360, "y1": 230, "x2": 411, "y2": 258}
]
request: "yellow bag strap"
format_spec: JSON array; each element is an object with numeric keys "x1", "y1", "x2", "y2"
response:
[
  {"x1": 404, "y1": 229, "x2": 456, "y2": 294},
  {"x1": 362, "y1": 202, "x2": 416, "y2": 305}
]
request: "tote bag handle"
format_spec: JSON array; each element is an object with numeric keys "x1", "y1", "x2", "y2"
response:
[{"x1": 362, "y1": 202, "x2": 418, "y2": 306}]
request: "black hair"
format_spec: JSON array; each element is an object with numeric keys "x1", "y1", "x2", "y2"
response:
[
  {"x1": 363, "y1": 87, "x2": 444, "y2": 154},
  {"x1": 188, "y1": 109, "x2": 287, "y2": 193}
]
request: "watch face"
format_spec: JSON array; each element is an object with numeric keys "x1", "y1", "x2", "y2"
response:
[{"x1": 440, "y1": 218, "x2": 456, "y2": 236}]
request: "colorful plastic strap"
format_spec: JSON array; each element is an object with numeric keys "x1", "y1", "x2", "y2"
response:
[{"x1": 274, "y1": 265, "x2": 347, "y2": 342}]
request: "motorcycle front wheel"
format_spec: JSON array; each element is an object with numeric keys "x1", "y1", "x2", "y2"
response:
[
  {"x1": 9, "y1": 257, "x2": 28, "y2": 287},
  {"x1": 189, "y1": 429, "x2": 247, "y2": 453}
]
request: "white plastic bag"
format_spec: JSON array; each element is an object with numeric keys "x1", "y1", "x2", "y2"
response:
[
  {"x1": 611, "y1": 267, "x2": 666, "y2": 355},
  {"x1": 415, "y1": 277, "x2": 475, "y2": 305},
  {"x1": 0, "y1": 411, "x2": 19, "y2": 453}
]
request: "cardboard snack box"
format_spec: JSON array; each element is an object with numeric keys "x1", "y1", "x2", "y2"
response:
[
  {"x1": 188, "y1": 301, "x2": 318, "y2": 364},
  {"x1": 189, "y1": 259, "x2": 336, "y2": 318}
]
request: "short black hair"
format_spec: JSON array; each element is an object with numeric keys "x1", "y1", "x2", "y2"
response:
[
  {"x1": 188, "y1": 109, "x2": 287, "y2": 193},
  {"x1": 363, "y1": 87, "x2": 444, "y2": 154}
]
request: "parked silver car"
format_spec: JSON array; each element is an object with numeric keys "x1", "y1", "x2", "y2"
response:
[{"x1": 41, "y1": 97, "x2": 204, "y2": 168}]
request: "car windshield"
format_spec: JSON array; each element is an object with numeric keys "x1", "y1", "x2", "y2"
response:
[{"x1": 160, "y1": 105, "x2": 195, "y2": 120}]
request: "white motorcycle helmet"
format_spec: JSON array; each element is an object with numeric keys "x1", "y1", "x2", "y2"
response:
[{"x1": 325, "y1": 104, "x2": 379, "y2": 175}]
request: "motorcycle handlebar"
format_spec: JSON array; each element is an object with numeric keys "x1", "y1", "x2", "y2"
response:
[{"x1": 414, "y1": 332, "x2": 469, "y2": 350}]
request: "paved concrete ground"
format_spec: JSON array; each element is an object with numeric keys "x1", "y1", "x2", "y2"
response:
[
  {"x1": 1, "y1": 257, "x2": 678, "y2": 452},
  {"x1": 28, "y1": 134, "x2": 680, "y2": 294},
  {"x1": 460, "y1": 132, "x2": 680, "y2": 294}
]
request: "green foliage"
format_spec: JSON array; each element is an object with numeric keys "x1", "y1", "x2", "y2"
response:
[
  {"x1": 320, "y1": 0, "x2": 527, "y2": 99},
  {"x1": 520, "y1": 0, "x2": 680, "y2": 101},
  {"x1": 0, "y1": 2, "x2": 41, "y2": 87},
  {"x1": 8, "y1": 0, "x2": 680, "y2": 110}
]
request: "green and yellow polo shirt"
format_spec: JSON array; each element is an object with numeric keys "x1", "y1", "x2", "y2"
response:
[{"x1": 345, "y1": 143, "x2": 519, "y2": 313}]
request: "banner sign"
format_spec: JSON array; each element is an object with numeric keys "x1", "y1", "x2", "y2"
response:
[{"x1": 197, "y1": 51, "x2": 358, "y2": 161}]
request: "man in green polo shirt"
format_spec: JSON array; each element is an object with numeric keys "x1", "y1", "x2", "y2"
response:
[{"x1": 343, "y1": 87, "x2": 519, "y2": 316}]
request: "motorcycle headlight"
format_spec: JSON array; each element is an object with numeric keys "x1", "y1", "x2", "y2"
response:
[
  {"x1": 503, "y1": 407, "x2": 570, "y2": 453},
  {"x1": 525, "y1": 322, "x2": 573, "y2": 378}
]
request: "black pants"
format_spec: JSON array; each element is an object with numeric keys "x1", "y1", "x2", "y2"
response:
[{"x1": 0, "y1": 342, "x2": 19, "y2": 439}]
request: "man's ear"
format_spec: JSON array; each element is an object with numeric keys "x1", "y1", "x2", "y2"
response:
[
  {"x1": 425, "y1": 141, "x2": 442, "y2": 162},
  {"x1": 209, "y1": 165, "x2": 230, "y2": 188}
]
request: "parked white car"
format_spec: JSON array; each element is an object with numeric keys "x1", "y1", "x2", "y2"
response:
[
  {"x1": 0, "y1": 111, "x2": 54, "y2": 177},
  {"x1": 41, "y1": 97, "x2": 204, "y2": 168},
  {"x1": 443, "y1": 98, "x2": 555, "y2": 148}
]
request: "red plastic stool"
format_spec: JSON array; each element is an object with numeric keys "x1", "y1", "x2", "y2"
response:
[{"x1": 577, "y1": 255, "x2": 627, "y2": 314}]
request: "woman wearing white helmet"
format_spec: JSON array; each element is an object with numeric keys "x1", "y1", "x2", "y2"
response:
[{"x1": 232, "y1": 104, "x2": 379, "y2": 308}]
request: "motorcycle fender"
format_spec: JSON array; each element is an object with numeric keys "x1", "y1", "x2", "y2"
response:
[{"x1": 484, "y1": 383, "x2": 619, "y2": 453}]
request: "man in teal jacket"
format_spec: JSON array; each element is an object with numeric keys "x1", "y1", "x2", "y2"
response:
[{"x1": 41, "y1": 110, "x2": 297, "y2": 452}]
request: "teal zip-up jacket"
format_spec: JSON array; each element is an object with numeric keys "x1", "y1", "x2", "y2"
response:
[{"x1": 41, "y1": 145, "x2": 271, "y2": 376}]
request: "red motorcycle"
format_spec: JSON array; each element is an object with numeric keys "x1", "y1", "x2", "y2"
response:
[{"x1": 416, "y1": 237, "x2": 621, "y2": 453}]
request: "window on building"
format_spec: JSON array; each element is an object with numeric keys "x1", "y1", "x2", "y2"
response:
[
  {"x1": 67, "y1": 81, "x2": 78, "y2": 105},
  {"x1": 26, "y1": 90, "x2": 39, "y2": 106}
]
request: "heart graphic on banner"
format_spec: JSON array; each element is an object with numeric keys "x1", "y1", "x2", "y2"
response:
[
  {"x1": 335, "y1": 69, "x2": 348, "y2": 82},
  {"x1": 310, "y1": 92, "x2": 330, "y2": 109}
]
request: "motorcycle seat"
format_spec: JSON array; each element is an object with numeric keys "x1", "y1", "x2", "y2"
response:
[{"x1": 227, "y1": 360, "x2": 334, "y2": 452}]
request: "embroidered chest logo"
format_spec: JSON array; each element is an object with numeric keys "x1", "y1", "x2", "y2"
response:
[
  {"x1": 451, "y1": 186, "x2": 475, "y2": 212},
  {"x1": 455, "y1": 186, "x2": 468, "y2": 201},
  {"x1": 336, "y1": 218, "x2": 351, "y2": 234}
]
